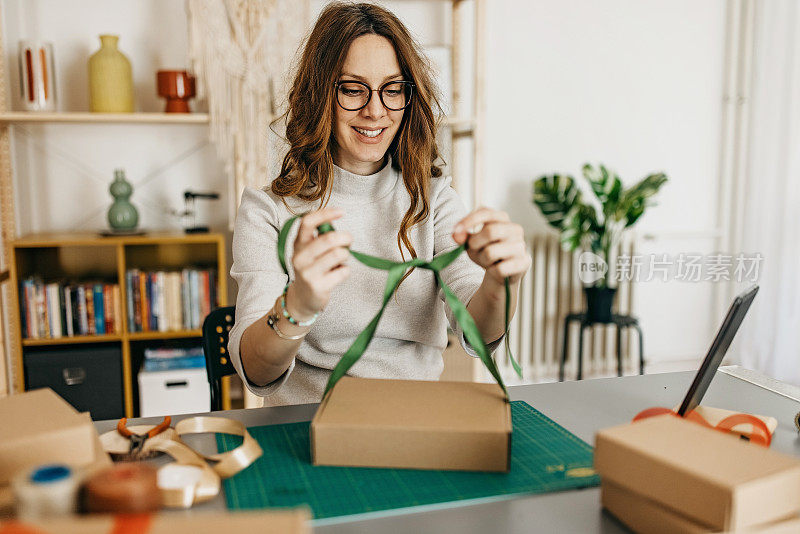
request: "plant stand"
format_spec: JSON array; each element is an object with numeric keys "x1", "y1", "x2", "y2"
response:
[{"x1": 559, "y1": 313, "x2": 644, "y2": 381}]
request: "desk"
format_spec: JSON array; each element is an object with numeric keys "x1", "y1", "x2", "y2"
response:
[{"x1": 95, "y1": 367, "x2": 800, "y2": 533}]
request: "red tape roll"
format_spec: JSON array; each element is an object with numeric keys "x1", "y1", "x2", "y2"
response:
[
  {"x1": 0, "y1": 522, "x2": 46, "y2": 534},
  {"x1": 111, "y1": 513, "x2": 152, "y2": 534},
  {"x1": 633, "y1": 407, "x2": 772, "y2": 446}
]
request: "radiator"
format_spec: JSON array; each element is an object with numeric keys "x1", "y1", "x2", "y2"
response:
[{"x1": 477, "y1": 233, "x2": 638, "y2": 384}]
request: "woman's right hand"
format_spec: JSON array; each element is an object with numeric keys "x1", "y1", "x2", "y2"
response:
[{"x1": 285, "y1": 207, "x2": 352, "y2": 321}]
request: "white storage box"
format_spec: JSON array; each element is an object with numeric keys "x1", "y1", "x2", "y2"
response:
[{"x1": 138, "y1": 368, "x2": 210, "y2": 417}]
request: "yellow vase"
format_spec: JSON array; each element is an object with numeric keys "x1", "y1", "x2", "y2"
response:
[{"x1": 88, "y1": 35, "x2": 134, "y2": 112}]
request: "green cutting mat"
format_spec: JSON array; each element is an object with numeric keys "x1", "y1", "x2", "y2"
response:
[{"x1": 216, "y1": 401, "x2": 599, "y2": 519}]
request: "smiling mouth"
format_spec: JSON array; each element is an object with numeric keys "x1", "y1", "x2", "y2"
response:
[{"x1": 353, "y1": 127, "x2": 385, "y2": 138}]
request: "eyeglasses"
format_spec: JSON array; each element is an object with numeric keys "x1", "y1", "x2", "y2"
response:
[{"x1": 335, "y1": 80, "x2": 415, "y2": 111}]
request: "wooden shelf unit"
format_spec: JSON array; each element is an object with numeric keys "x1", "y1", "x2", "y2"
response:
[
  {"x1": 7, "y1": 232, "x2": 228, "y2": 417},
  {"x1": 0, "y1": 112, "x2": 210, "y2": 124}
]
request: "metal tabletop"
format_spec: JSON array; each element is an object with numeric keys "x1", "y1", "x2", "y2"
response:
[{"x1": 95, "y1": 367, "x2": 800, "y2": 533}]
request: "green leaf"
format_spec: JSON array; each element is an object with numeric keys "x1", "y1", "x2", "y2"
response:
[
  {"x1": 583, "y1": 163, "x2": 623, "y2": 221},
  {"x1": 617, "y1": 172, "x2": 668, "y2": 228},
  {"x1": 532, "y1": 174, "x2": 581, "y2": 230},
  {"x1": 561, "y1": 203, "x2": 599, "y2": 251}
]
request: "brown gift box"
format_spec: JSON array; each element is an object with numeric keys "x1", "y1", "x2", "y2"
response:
[
  {"x1": 602, "y1": 480, "x2": 714, "y2": 534},
  {"x1": 0, "y1": 509, "x2": 309, "y2": 533},
  {"x1": 311, "y1": 377, "x2": 511, "y2": 472},
  {"x1": 602, "y1": 481, "x2": 800, "y2": 534},
  {"x1": 0, "y1": 388, "x2": 104, "y2": 484},
  {"x1": 594, "y1": 415, "x2": 800, "y2": 532}
]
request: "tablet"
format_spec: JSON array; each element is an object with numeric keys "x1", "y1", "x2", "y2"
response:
[{"x1": 676, "y1": 285, "x2": 759, "y2": 416}]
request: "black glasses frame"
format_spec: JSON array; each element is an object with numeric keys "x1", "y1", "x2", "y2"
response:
[{"x1": 334, "y1": 80, "x2": 415, "y2": 111}]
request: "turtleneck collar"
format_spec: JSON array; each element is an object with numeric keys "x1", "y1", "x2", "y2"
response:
[{"x1": 331, "y1": 155, "x2": 399, "y2": 199}]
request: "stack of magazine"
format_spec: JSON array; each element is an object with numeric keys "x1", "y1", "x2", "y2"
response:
[{"x1": 142, "y1": 346, "x2": 206, "y2": 372}]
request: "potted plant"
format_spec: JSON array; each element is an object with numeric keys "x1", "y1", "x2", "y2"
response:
[{"x1": 532, "y1": 164, "x2": 667, "y2": 323}]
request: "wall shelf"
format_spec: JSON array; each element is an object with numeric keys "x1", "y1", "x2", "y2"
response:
[
  {"x1": 0, "y1": 112, "x2": 210, "y2": 124},
  {"x1": 22, "y1": 333, "x2": 123, "y2": 346},
  {"x1": 128, "y1": 330, "x2": 203, "y2": 341},
  {"x1": 0, "y1": 112, "x2": 474, "y2": 131}
]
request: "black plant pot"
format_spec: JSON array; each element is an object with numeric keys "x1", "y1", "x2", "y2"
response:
[{"x1": 584, "y1": 286, "x2": 617, "y2": 323}]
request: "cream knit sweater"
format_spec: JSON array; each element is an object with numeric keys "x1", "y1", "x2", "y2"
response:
[{"x1": 228, "y1": 158, "x2": 502, "y2": 407}]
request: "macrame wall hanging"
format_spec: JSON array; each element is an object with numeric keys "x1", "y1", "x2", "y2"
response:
[{"x1": 186, "y1": 0, "x2": 309, "y2": 226}]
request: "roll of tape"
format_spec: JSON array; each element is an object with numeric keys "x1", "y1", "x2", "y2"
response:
[
  {"x1": 83, "y1": 464, "x2": 161, "y2": 514},
  {"x1": 11, "y1": 464, "x2": 79, "y2": 520},
  {"x1": 97, "y1": 416, "x2": 262, "y2": 509},
  {"x1": 157, "y1": 464, "x2": 206, "y2": 509}
]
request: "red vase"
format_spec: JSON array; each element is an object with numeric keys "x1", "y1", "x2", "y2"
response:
[{"x1": 156, "y1": 70, "x2": 196, "y2": 113}]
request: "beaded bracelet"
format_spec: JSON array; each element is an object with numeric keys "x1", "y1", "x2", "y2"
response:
[{"x1": 280, "y1": 283, "x2": 318, "y2": 326}]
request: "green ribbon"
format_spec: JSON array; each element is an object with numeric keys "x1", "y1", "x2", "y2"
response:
[{"x1": 277, "y1": 215, "x2": 522, "y2": 399}]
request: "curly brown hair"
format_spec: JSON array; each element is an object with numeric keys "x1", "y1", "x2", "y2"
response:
[{"x1": 271, "y1": 1, "x2": 443, "y2": 262}]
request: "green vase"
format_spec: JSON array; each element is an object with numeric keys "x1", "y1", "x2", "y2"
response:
[{"x1": 107, "y1": 169, "x2": 139, "y2": 230}]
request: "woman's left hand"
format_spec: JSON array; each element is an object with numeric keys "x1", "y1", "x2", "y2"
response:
[{"x1": 452, "y1": 207, "x2": 532, "y2": 287}]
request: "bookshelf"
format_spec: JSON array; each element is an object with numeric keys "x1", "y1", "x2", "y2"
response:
[{"x1": 7, "y1": 232, "x2": 228, "y2": 417}]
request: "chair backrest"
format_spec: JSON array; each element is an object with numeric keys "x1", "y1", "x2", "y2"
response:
[{"x1": 202, "y1": 305, "x2": 237, "y2": 411}]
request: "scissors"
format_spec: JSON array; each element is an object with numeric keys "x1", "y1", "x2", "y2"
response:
[{"x1": 116, "y1": 416, "x2": 172, "y2": 457}]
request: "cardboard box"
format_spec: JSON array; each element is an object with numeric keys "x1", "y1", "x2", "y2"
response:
[
  {"x1": 138, "y1": 368, "x2": 210, "y2": 417},
  {"x1": 0, "y1": 509, "x2": 310, "y2": 533},
  {"x1": 595, "y1": 415, "x2": 800, "y2": 532},
  {"x1": 0, "y1": 388, "x2": 100, "y2": 484},
  {"x1": 311, "y1": 377, "x2": 511, "y2": 471},
  {"x1": 602, "y1": 481, "x2": 800, "y2": 534},
  {"x1": 602, "y1": 481, "x2": 714, "y2": 534}
]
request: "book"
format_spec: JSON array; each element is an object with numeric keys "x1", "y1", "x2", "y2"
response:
[
  {"x1": 45, "y1": 283, "x2": 57, "y2": 338},
  {"x1": 18, "y1": 281, "x2": 28, "y2": 339},
  {"x1": 85, "y1": 283, "x2": 95, "y2": 335},
  {"x1": 157, "y1": 271, "x2": 168, "y2": 333},
  {"x1": 166, "y1": 271, "x2": 182, "y2": 331},
  {"x1": 92, "y1": 283, "x2": 105, "y2": 335},
  {"x1": 200, "y1": 270, "x2": 210, "y2": 325},
  {"x1": 23, "y1": 279, "x2": 36, "y2": 338},
  {"x1": 181, "y1": 269, "x2": 191, "y2": 330},
  {"x1": 64, "y1": 285, "x2": 74, "y2": 337},
  {"x1": 112, "y1": 284, "x2": 122, "y2": 334},
  {"x1": 126, "y1": 270, "x2": 135, "y2": 333},
  {"x1": 139, "y1": 271, "x2": 148, "y2": 332},
  {"x1": 133, "y1": 270, "x2": 142, "y2": 332},
  {"x1": 142, "y1": 354, "x2": 206, "y2": 372},
  {"x1": 189, "y1": 269, "x2": 199, "y2": 330},
  {"x1": 36, "y1": 281, "x2": 47, "y2": 338},
  {"x1": 70, "y1": 286, "x2": 82, "y2": 336},
  {"x1": 103, "y1": 284, "x2": 113, "y2": 334},
  {"x1": 144, "y1": 346, "x2": 204, "y2": 359},
  {"x1": 76, "y1": 285, "x2": 88, "y2": 335}
]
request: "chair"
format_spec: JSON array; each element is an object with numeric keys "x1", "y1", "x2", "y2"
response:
[{"x1": 202, "y1": 306, "x2": 237, "y2": 411}]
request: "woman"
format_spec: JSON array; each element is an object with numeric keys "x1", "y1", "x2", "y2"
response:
[{"x1": 229, "y1": 2, "x2": 531, "y2": 407}]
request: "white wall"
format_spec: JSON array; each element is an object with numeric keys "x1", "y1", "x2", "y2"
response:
[{"x1": 485, "y1": 0, "x2": 728, "y2": 365}]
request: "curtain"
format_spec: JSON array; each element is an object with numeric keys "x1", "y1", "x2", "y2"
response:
[{"x1": 733, "y1": 0, "x2": 800, "y2": 385}]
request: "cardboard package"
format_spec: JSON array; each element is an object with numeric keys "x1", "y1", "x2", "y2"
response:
[
  {"x1": 602, "y1": 480, "x2": 713, "y2": 534},
  {"x1": 595, "y1": 415, "x2": 800, "y2": 532},
  {"x1": 311, "y1": 377, "x2": 511, "y2": 471},
  {"x1": 0, "y1": 509, "x2": 309, "y2": 533},
  {"x1": 602, "y1": 481, "x2": 800, "y2": 534},
  {"x1": 0, "y1": 388, "x2": 107, "y2": 484}
]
